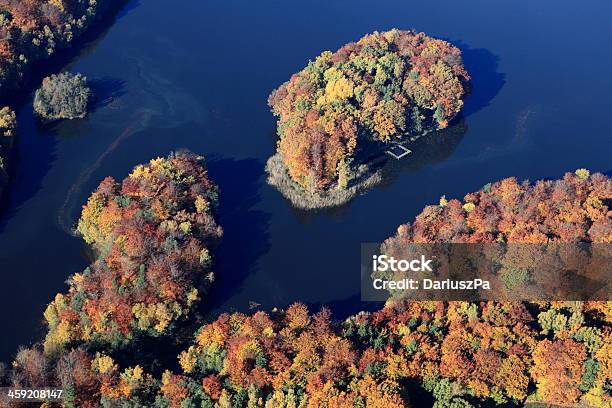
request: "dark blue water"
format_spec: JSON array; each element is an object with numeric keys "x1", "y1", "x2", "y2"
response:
[{"x1": 0, "y1": 0, "x2": 611, "y2": 361}]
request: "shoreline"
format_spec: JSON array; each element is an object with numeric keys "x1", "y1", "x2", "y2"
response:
[
  {"x1": 265, "y1": 128, "x2": 441, "y2": 210},
  {"x1": 265, "y1": 152, "x2": 384, "y2": 210},
  {"x1": 0, "y1": 0, "x2": 128, "y2": 205}
]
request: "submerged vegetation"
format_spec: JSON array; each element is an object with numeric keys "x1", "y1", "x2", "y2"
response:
[
  {"x1": 44, "y1": 153, "x2": 223, "y2": 353},
  {"x1": 34, "y1": 72, "x2": 90, "y2": 120},
  {"x1": 3, "y1": 170, "x2": 610, "y2": 408},
  {"x1": 267, "y1": 29, "x2": 470, "y2": 208}
]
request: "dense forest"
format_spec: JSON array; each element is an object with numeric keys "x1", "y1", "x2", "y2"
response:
[
  {"x1": 383, "y1": 168, "x2": 609, "y2": 244},
  {"x1": 3, "y1": 169, "x2": 609, "y2": 407},
  {"x1": 0, "y1": 0, "x2": 114, "y2": 98},
  {"x1": 44, "y1": 152, "x2": 223, "y2": 353},
  {"x1": 266, "y1": 29, "x2": 470, "y2": 208}
]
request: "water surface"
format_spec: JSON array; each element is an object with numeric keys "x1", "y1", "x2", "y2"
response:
[{"x1": 1, "y1": 0, "x2": 611, "y2": 360}]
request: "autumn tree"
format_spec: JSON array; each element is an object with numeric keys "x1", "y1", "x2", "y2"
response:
[
  {"x1": 43, "y1": 152, "x2": 223, "y2": 353},
  {"x1": 34, "y1": 72, "x2": 90, "y2": 121},
  {"x1": 532, "y1": 339, "x2": 587, "y2": 403}
]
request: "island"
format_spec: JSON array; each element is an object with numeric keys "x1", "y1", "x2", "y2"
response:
[
  {"x1": 5, "y1": 169, "x2": 609, "y2": 408},
  {"x1": 0, "y1": 2, "x2": 609, "y2": 408},
  {"x1": 266, "y1": 29, "x2": 470, "y2": 209},
  {"x1": 34, "y1": 72, "x2": 91, "y2": 121}
]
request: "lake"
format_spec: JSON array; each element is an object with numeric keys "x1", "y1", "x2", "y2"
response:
[{"x1": 0, "y1": 0, "x2": 611, "y2": 361}]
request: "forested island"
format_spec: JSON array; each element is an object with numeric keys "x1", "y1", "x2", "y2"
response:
[
  {"x1": 0, "y1": 0, "x2": 118, "y2": 203},
  {"x1": 34, "y1": 72, "x2": 91, "y2": 121},
  {"x1": 3, "y1": 168, "x2": 609, "y2": 407},
  {"x1": 266, "y1": 29, "x2": 470, "y2": 209}
]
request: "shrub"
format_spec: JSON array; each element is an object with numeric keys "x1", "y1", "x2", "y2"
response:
[{"x1": 34, "y1": 72, "x2": 91, "y2": 121}]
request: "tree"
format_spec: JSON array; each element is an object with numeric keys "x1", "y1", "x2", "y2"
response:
[
  {"x1": 33, "y1": 72, "x2": 91, "y2": 120},
  {"x1": 532, "y1": 339, "x2": 586, "y2": 404}
]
